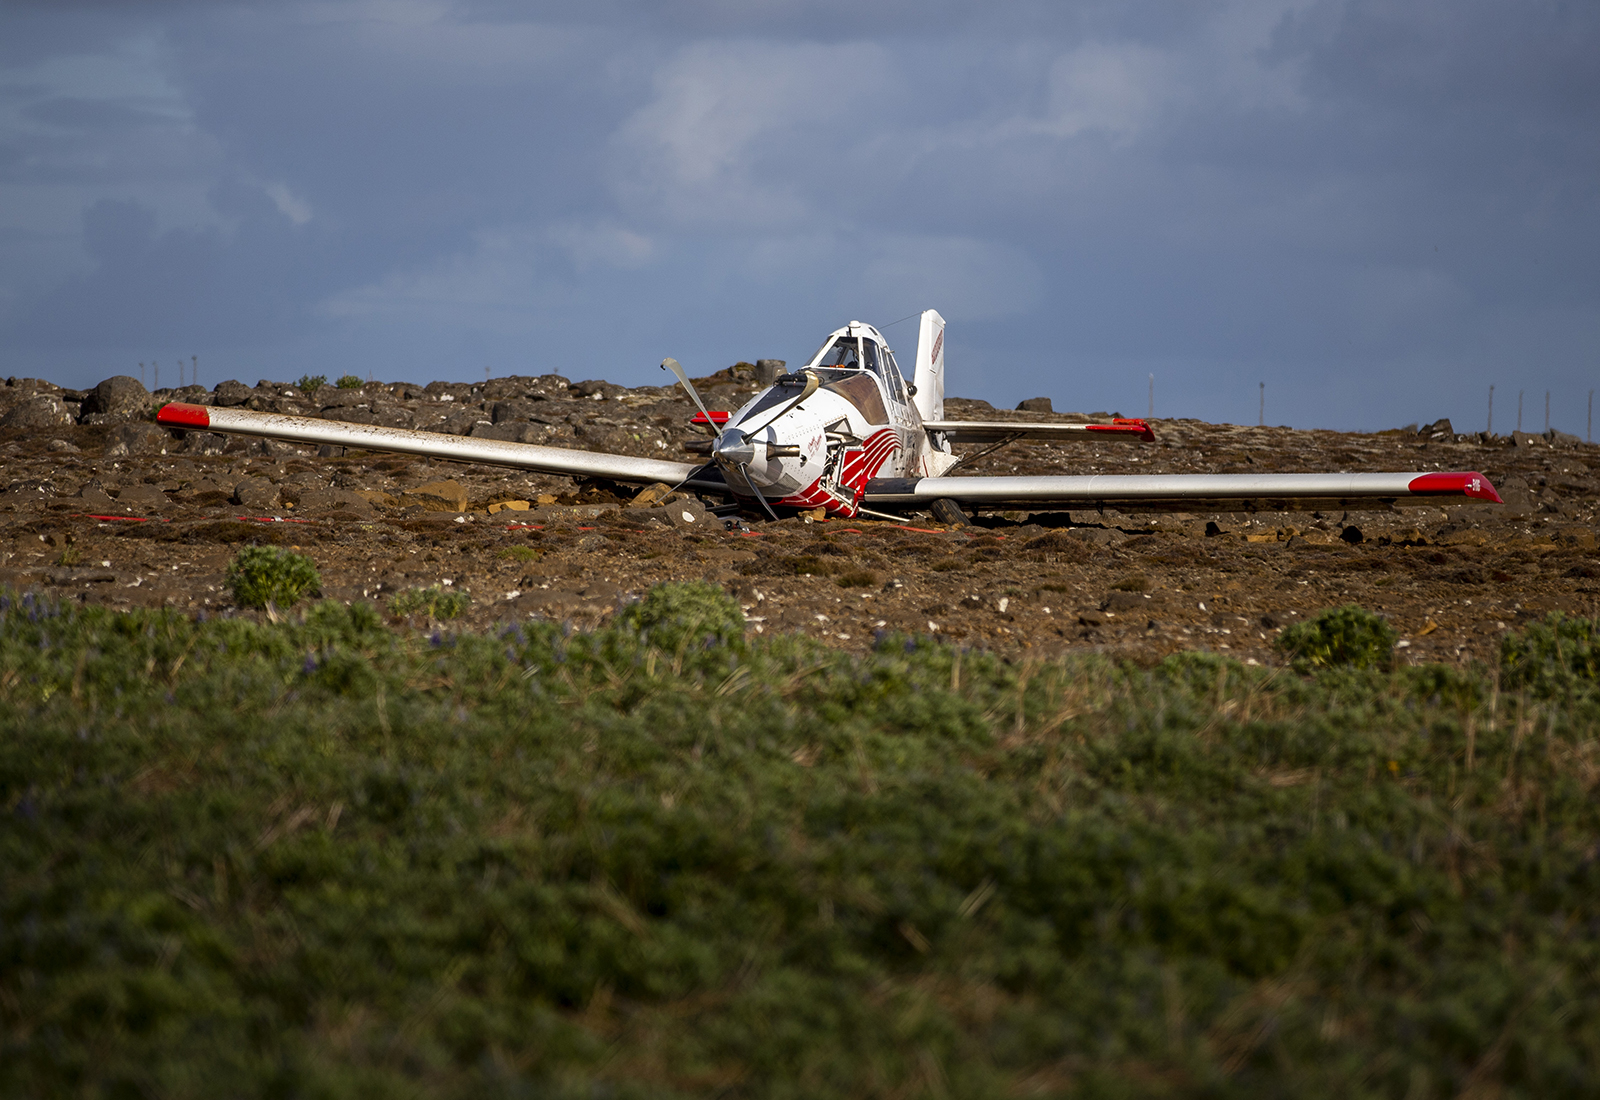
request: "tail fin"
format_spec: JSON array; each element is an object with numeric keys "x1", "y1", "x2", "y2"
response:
[{"x1": 911, "y1": 309, "x2": 945, "y2": 422}]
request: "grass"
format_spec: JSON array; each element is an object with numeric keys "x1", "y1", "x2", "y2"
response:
[
  {"x1": 2, "y1": 587, "x2": 1599, "y2": 1098},
  {"x1": 388, "y1": 583, "x2": 471, "y2": 620},
  {"x1": 224, "y1": 546, "x2": 321, "y2": 610}
]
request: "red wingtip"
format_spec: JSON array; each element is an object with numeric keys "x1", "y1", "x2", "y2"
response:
[
  {"x1": 156, "y1": 402, "x2": 211, "y2": 429},
  {"x1": 1089, "y1": 418, "x2": 1157, "y2": 442},
  {"x1": 1408, "y1": 471, "x2": 1503, "y2": 503}
]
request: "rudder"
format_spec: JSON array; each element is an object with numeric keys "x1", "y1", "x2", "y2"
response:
[{"x1": 911, "y1": 309, "x2": 945, "y2": 423}]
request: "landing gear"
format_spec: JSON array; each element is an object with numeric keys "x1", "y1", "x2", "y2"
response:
[{"x1": 929, "y1": 499, "x2": 970, "y2": 527}]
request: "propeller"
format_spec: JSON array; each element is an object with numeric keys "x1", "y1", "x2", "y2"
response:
[
  {"x1": 660, "y1": 357, "x2": 720, "y2": 438},
  {"x1": 661, "y1": 356, "x2": 811, "y2": 522}
]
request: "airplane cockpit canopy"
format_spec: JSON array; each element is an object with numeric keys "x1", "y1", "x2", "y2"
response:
[{"x1": 799, "y1": 324, "x2": 909, "y2": 413}]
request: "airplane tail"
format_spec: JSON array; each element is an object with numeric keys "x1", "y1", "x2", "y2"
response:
[{"x1": 911, "y1": 309, "x2": 945, "y2": 423}]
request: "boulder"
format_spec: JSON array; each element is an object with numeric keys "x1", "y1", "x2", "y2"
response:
[
  {"x1": 403, "y1": 479, "x2": 470, "y2": 512},
  {"x1": 1, "y1": 396, "x2": 74, "y2": 431},
  {"x1": 663, "y1": 498, "x2": 710, "y2": 529},
  {"x1": 295, "y1": 488, "x2": 375, "y2": 517},
  {"x1": 1016, "y1": 397, "x2": 1053, "y2": 413},
  {"x1": 81, "y1": 376, "x2": 151, "y2": 421},
  {"x1": 234, "y1": 477, "x2": 281, "y2": 510},
  {"x1": 114, "y1": 423, "x2": 172, "y2": 455},
  {"x1": 114, "y1": 483, "x2": 170, "y2": 511},
  {"x1": 212, "y1": 379, "x2": 254, "y2": 406}
]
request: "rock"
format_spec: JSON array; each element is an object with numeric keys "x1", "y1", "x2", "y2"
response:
[
  {"x1": 1016, "y1": 397, "x2": 1053, "y2": 413},
  {"x1": 77, "y1": 481, "x2": 119, "y2": 511},
  {"x1": 755, "y1": 360, "x2": 787, "y2": 384},
  {"x1": 184, "y1": 432, "x2": 228, "y2": 455},
  {"x1": 617, "y1": 506, "x2": 671, "y2": 527},
  {"x1": 403, "y1": 479, "x2": 470, "y2": 512},
  {"x1": 1, "y1": 396, "x2": 74, "y2": 431},
  {"x1": 47, "y1": 439, "x2": 80, "y2": 453},
  {"x1": 234, "y1": 477, "x2": 281, "y2": 510},
  {"x1": 296, "y1": 488, "x2": 375, "y2": 517},
  {"x1": 486, "y1": 499, "x2": 530, "y2": 514},
  {"x1": 46, "y1": 568, "x2": 117, "y2": 584},
  {"x1": 114, "y1": 483, "x2": 170, "y2": 511},
  {"x1": 355, "y1": 490, "x2": 401, "y2": 509},
  {"x1": 1549, "y1": 429, "x2": 1582, "y2": 446},
  {"x1": 212, "y1": 380, "x2": 253, "y2": 406},
  {"x1": 1103, "y1": 591, "x2": 1154, "y2": 612},
  {"x1": 469, "y1": 422, "x2": 542, "y2": 443},
  {"x1": 81, "y1": 376, "x2": 151, "y2": 421},
  {"x1": 1511, "y1": 430, "x2": 1544, "y2": 448},
  {"x1": 1340, "y1": 525, "x2": 1364, "y2": 544},
  {"x1": 114, "y1": 423, "x2": 172, "y2": 455},
  {"x1": 631, "y1": 482, "x2": 675, "y2": 507},
  {"x1": 1492, "y1": 476, "x2": 1536, "y2": 518},
  {"x1": 1069, "y1": 526, "x2": 1125, "y2": 546},
  {"x1": 1420, "y1": 418, "x2": 1453, "y2": 439},
  {"x1": 664, "y1": 498, "x2": 710, "y2": 528}
]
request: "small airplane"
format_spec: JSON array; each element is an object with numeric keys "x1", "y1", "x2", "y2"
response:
[{"x1": 157, "y1": 310, "x2": 1502, "y2": 522}]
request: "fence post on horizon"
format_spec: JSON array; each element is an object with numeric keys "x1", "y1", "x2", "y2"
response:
[
  {"x1": 1546, "y1": 391, "x2": 1550, "y2": 433},
  {"x1": 139, "y1": 362, "x2": 145, "y2": 389},
  {"x1": 1148, "y1": 373, "x2": 1153, "y2": 419},
  {"x1": 1517, "y1": 390, "x2": 1524, "y2": 432},
  {"x1": 1259, "y1": 382, "x2": 1264, "y2": 427},
  {"x1": 192, "y1": 355, "x2": 198, "y2": 389},
  {"x1": 1590, "y1": 390, "x2": 1594, "y2": 443},
  {"x1": 1488, "y1": 385, "x2": 1494, "y2": 434}
]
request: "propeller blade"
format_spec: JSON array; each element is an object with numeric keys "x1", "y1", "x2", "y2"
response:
[
  {"x1": 660, "y1": 357, "x2": 720, "y2": 437},
  {"x1": 738, "y1": 462, "x2": 779, "y2": 521}
]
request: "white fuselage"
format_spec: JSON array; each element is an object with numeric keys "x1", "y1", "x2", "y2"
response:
[{"x1": 707, "y1": 321, "x2": 949, "y2": 517}]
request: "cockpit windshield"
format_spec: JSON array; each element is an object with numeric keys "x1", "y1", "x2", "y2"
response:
[{"x1": 816, "y1": 337, "x2": 862, "y2": 370}]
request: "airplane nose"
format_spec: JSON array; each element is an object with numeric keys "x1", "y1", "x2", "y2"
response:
[{"x1": 712, "y1": 428, "x2": 755, "y2": 467}]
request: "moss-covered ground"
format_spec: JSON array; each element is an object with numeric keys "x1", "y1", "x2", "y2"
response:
[{"x1": 2, "y1": 587, "x2": 1598, "y2": 1098}]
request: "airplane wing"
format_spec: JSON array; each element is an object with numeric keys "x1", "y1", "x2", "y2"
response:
[
  {"x1": 863, "y1": 471, "x2": 1503, "y2": 513},
  {"x1": 156, "y1": 402, "x2": 698, "y2": 485},
  {"x1": 924, "y1": 417, "x2": 1156, "y2": 443}
]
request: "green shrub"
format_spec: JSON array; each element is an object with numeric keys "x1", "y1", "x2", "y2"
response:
[
  {"x1": 615, "y1": 580, "x2": 743, "y2": 651},
  {"x1": 497, "y1": 545, "x2": 542, "y2": 563},
  {"x1": 1276, "y1": 604, "x2": 1397, "y2": 672},
  {"x1": 335, "y1": 374, "x2": 364, "y2": 389},
  {"x1": 1501, "y1": 612, "x2": 1600, "y2": 697},
  {"x1": 389, "y1": 584, "x2": 470, "y2": 620},
  {"x1": 225, "y1": 546, "x2": 321, "y2": 609},
  {"x1": 295, "y1": 373, "x2": 327, "y2": 393},
  {"x1": 834, "y1": 570, "x2": 878, "y2": 589}
]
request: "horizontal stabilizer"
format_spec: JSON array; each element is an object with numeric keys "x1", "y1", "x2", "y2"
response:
[
  {"x1": 156, "y1": 402, "x2": 696, "y2": 485},
  {"x1": 863, "y1": 471, "x2": 1502, "y2": 513},
  {"x1": 925, "y1": 418, "x2": 1155, "y2": 443}
]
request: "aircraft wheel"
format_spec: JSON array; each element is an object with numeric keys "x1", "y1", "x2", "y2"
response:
[{"x1": 929, "y1": 499, "x2": 970, "y2": 527}]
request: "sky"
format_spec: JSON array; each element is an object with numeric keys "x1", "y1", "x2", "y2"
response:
[{"x1": 1, "y1": 0, "x2": 1596, "y2": 432}]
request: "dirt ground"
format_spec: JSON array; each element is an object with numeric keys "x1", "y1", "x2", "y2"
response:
[{"x1": 2, "y1": 370, "x2": 1596, "y2": 668}]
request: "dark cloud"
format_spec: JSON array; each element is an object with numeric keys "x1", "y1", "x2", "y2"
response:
[{"x1": 0, "y1": 0, "x2": 1595, "y2": 431}]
